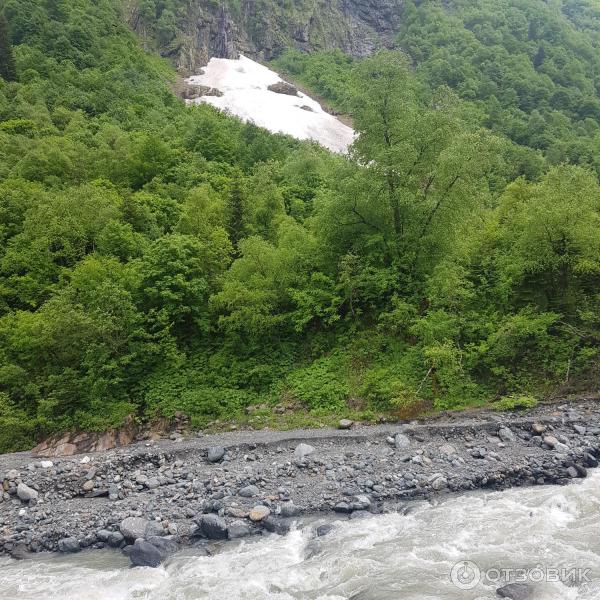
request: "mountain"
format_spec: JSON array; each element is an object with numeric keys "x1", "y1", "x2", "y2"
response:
[{"x1": 125, "y1": 0, "x2": 404, "y2": 72}]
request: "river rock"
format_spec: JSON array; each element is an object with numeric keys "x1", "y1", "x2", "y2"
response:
[
  {"x1": 57, "y1": 537, "x2": 80, "y2": 553},
  {"x1": 129, "y1": 540, "x2": 161, "y2": 567},
  {"x1": 394, "y1": 433, "x2": 410, "y2": 450},
  {"x1": 145, "y1": 521, "x2": 166, "y2": 538},
  {"x1": 228, "y1": 520, "x2": 252, "y2": 539},
  {"x1": 294, "y1": 443, "x2": 315, "y2": 461},
  {"x1": 430, "y1": 475, "x2": 448, "y2": 491},
  {"x1": 108, "y1": 532, "x2": 125, "y2": 547},
  {"x1": 543, "y1": 435, "x2": 559, "y2": 448},
  {"x1": 207, "y1": 446, "x2": 225, "y2": 463},
  {"x1": 6, "y1": 469, "x2": 19, "y2": 480},
  {"x1": 496, "y1": 583, "x2": 532, "y2": 599},
  {"x1": 10, "y1": 544, "x2": 30, "y2": 560},
  {"x1": 120, "y1": 517, "x2": 150, "y2": 541},
  {"x1": 498, "y1": 427, "x2": 516, "y2": 443},
  {"x1": 238, "y1": 485, "x2": 259, "y2": 497},
  {"x1": 280, "y1": 502, "x2": 301, "y2": 517},
  {"x1": 82, "y1": 480, "x2": 94, "y2": 492},
  {"x1": 197, "y1": 514, "x2": 228, "y2": 539},
  {"x1": 17, "y1": 482, "x2": 38, "y2": 502},
  {"x1": 262, "y1": 516, "x2": 291, "y2": 535},
  {"x1": 249, "y1": 505, "x2": 270, "y2": 521},
  {"x1": 439, "y1": 443, "x2": 457, "y2": 456}
]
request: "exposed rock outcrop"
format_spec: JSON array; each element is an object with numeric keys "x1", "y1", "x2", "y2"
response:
[{"x1": 125, "y1": 0, "x2": 405, "y2": 74}]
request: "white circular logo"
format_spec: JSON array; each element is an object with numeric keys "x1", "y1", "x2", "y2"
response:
[{"x1": 450, "y1": 560, "x2": 481, "y2": 590}]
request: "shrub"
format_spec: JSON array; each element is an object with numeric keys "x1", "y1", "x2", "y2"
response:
[
  {"x1": 285, "y1": 357, "x2": 348, "y2": 412},
  {"x1": 493, "y1": 394, "x2": 538, "y2": 411}
]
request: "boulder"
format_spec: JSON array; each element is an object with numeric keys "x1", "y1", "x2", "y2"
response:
[
  {"x1": 17, "y1": 482, "x2": 38, "y2": 502},
  {"x1": 439, "y1": 443, "x2": 457, "y2": 456},
  {"x1": 120, "y1": 517, "x2": 150, "y2": 541},
  {"x1": 238, "y1": 485, "x2": 260, "y2": 498},
  {"x1": 228, "y1": 520, "x2": 252, "y2": 539},
  {"x1": 543, "y1": 435, "x2": 559, "y2": 448},
  {"x1": 498, "y1": 427, "x2": 516, "y2": 443},
  {"x1": 10, "y1": 544, "x2": 30, "y2": 560},
  {"x1": 145, "y1": 521, "x2": 166, "y2": 538},
  {"x1": 107, "y1": 532, "x2": 125, "y2": 547},
  {"x1": 267, "y1": 81, "x2": 299, "y2": 96},
  {"x1": 82, "y1": 480, "x2": 95, "y2": 492},
  {"x1": 394, "y1": 433, "x2": 411, "y2": 450},
  {"x1": 430, "y1": 475, "x2": 448, "y2": 491},
  {"x1": 279, "y1": 502, "x2": 301, "y2": 517},
  {"x1": 294, "y1": 443, "x2": 315, "y2": 461},
  {"x1": 197, "y1": 514, "x2": 228, "y2": 539},
  {"x1": 249, "y1": 505, "x2": 271, "y2": 521},
  {"x1": 262, "y1": 516, "x2": 291, "y2": 535},
  {"x1": 207, "y1": 446, "x2": 225, "y2": 463},
  {"x1": 128, "y1": 540, "x2": 163, "y2": 568},
  {"x1": 57, "y1": 537, "x2": 81, "y2": 553}
]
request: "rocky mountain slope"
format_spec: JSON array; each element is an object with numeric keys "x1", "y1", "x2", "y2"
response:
[{"x1": 124, "y1": 0, "x2": 404, "y2": 73}]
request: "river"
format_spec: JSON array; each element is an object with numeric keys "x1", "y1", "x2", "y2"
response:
[{"x1": 2, "y1": 470, "x2": 600, "y2": 599}]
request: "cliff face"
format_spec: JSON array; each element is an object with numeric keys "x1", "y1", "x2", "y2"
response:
[{"x1": 125, "y1": 0, "x2": 404, "y2": 74}]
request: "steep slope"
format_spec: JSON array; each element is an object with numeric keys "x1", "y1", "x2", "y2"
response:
[{"x1": 124, "y1": 0, "x2": 404, "y2": 73}]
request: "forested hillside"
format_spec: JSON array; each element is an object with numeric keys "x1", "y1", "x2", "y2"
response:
[{"x1": 0, "y1": 0, "x2": 598, "y2": 452}]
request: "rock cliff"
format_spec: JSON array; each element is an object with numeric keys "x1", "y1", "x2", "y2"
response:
[{"x1": 124, "y1": 0, "x2": 404, "y2": 74}]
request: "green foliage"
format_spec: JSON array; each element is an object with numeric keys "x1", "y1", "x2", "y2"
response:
[
  {"x1": 397, "y1": 0, "x2": 600, "y2": 174},
  {"x1": 285, "y1": 357, "x2": 349, "y2": 413},
  {"x1": 0, "y1": 13, "x2": 17, "y2": 82},
  {"x1": 1, "y1": 0, "x2": 599, "y2": 453},
  {"x1": 493, "y1": 394, "x2": 538, "y2": 411}
]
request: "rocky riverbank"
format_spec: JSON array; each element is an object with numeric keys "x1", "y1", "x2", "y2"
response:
[{"x1": 1, "y1": 398, "x2": 600, "y2": 567}]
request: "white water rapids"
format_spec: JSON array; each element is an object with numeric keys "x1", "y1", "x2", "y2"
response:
[{"x1": 2, "y1": 471, "x2": 600, "y2": 599}]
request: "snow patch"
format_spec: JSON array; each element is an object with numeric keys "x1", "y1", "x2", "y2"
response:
[{"x1": 185, "y1": 55, "x2": 355, "y2": 154}]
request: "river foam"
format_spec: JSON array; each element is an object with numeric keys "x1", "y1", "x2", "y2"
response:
[{"x1": 2, "y1": 471, "x2": 600, "y2": 599}]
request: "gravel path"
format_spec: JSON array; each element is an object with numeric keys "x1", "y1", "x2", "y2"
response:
[{"x1": 2, "y1": 398, "x2": 600, "y2": 565}]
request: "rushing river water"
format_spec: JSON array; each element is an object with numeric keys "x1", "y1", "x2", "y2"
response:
[{"x1": 2, "y1": 471, "x2": 600, "y2": 600}]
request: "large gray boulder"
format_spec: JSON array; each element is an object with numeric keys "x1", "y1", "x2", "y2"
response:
[
  {"x1": 129, "y1": 540, "x2": 163, "y2": 568},
  {"x1": 57, "y1": 537, "x2": 80, "y2": 553},
  {"x1": 197, "y1": 514, "x2": 228, "y2": 539},
  {"x1": 17, "y1": 482, "x2": 38, "y2": 502},
  {"x1": 120, "y1": 517, "x2": 150, "y2": 541},
  {"x1": 228, "y1": 520, "x2": 252, "y2": 539},
  {"x1": 294, "y1": 443, "x2": 315, "y2": 461},
  {"x1": 207, "y1": 446, "x2": 225, "y2": 463},
  {"x1": 238, "y1": 485, "x2": 259, "y2": 498},
  {"x1": 394, "y1": 433, "x2": 411, "y2": 450}
]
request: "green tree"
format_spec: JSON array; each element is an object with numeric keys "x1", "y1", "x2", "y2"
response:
[{"x1": 0, "y1": 13, "x2": 16, "y2": 82}]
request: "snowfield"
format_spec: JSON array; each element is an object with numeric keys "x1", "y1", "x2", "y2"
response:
[{"x1": 185, "y1": 55, "x2": 356, "y2": 154}]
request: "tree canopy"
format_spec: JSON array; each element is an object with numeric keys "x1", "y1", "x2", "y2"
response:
[{"x1": 0, "y1": 0, "x2": 598, "y2": 452}]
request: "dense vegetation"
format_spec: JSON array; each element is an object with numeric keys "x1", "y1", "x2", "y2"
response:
[{"x1": 0, "y1": 0, "x2": 599, "y2": 452}]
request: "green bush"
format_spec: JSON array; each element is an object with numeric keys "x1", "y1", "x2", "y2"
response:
[
  {"x1": 285, "y1": 358, "x2": 349, "y2": 412},
  {"x1": 493, "y1": 394, "x2": 538, "y2": 411}
]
